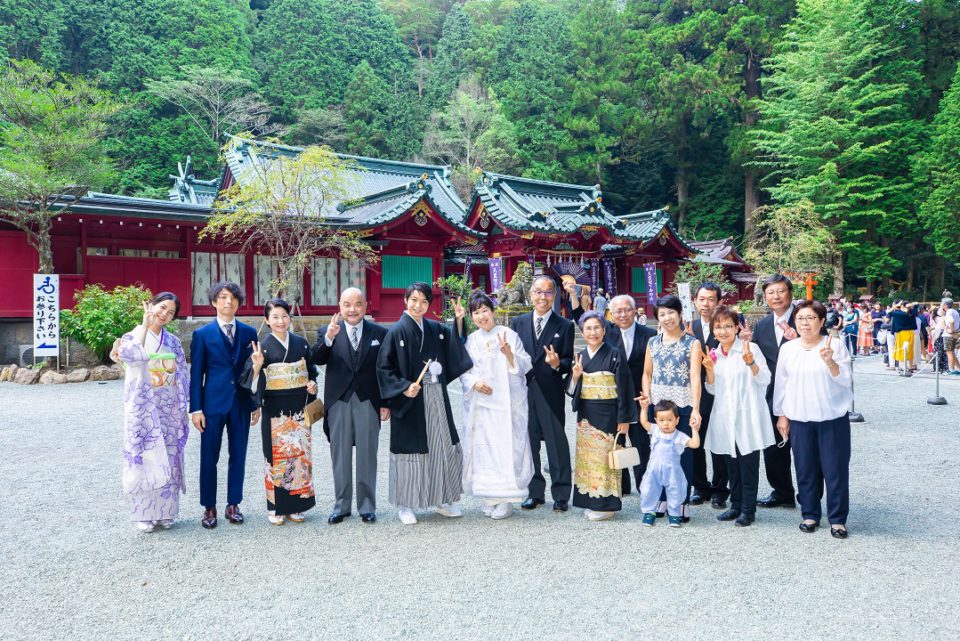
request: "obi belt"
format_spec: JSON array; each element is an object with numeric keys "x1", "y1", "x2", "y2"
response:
[
  {"x1": 580, "y1": 371, "x2": 617, "y2": 400},
  {"x1": 265, "y1": 358, "x2": 309, "y2": 391}
]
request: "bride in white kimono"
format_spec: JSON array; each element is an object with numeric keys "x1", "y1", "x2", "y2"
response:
[{"x1": 460, "y1": 292, "x2": 534, "y2": 519}]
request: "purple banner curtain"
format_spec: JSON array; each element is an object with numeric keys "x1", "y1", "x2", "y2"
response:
[
  {"x1": 602, "y1": 258, "x2": 617, "y2": 296},
  {"x1": 644, "y1": 262, "x2": 658, "y2": 305},
  {"x1": 590, "y1": 259, "x2": 600, "y2": 293},
  {"x1": 463, "y1": 256, "x2": 472, "y2": 286},
  {"x1": 489, "y1": 257, "x2": 503, "y2": 293}
]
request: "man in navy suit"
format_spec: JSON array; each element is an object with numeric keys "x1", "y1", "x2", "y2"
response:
[
  {"x1": 512, "y1": 275, "x2": 575, "y2": 512},
  {"x1": 310, "y1": 287, "x2": 389, "y2": 525},
  {"x1": 190, "y1": 281, "x2": 257, "y2": 529}
]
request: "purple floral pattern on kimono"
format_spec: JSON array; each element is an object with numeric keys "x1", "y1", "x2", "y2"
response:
[{"x1": 118, "y1": 330, "x2": 189, "y2": 522}]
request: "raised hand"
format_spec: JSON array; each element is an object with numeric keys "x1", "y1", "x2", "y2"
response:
[
  {"x1": 571, "y1": 352, "x2": 583, "y2": 380},
  {"x1": 742, "y1": 338, "x2": 754, "y2": 365},
  {"x1": 325, "y1": 312, "x2": 341, "y2": 342},
  {"x1": 497, "y1": 331, "x2": 516, "y2": 369},
  {"x1": 250, "y1": 341, "x2": 264, "y2": 370},
  {"x1": 452, "y1": 296, "x2": 465, "y2": 320},
  {"x1": 819, "y1": 340, "x2": 835, "y2": 365},
  {"x1": 141, "y1": 301, "x2": 156, "y2": 329},
  {"x1": 544, "y1": 344, "x2": 560, "y2": 369},
  {"x1": 738, "y1": 320, "x2": 753, "y2": 343},
  {"x1": 701, "y1": 352, "x2": 715, "y2": 373},
  {"x1": 634, "y1": 392, "x2": 650, "y2": 410}
]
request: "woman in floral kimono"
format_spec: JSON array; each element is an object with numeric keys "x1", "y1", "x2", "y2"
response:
[
  {"x1": 244, "y1": 298, "x2": 318, "y2": 525},
  {"x1": 567, "y1": 311, "x2": 637, "y2": 521},
  {"x1": 117, "y1": 293, "x2": 189, "y2": 533}
]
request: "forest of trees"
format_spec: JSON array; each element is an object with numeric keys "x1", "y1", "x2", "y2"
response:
[{"x1": 1, "y1": 0, "x2": 959, "y2": 296}]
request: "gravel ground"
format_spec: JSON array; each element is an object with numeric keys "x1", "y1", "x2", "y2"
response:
[{"x1": 1, "y1": 355, "x2": 958, "y2": 641}]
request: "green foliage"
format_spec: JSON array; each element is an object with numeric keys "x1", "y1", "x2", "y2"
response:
[
  {"x1": 434, "y1": 273, "x2": 475, "y2": 331},
  {"x1": 61, "y1": 285, "x2": 153, "y2": 361},
  {"x1": 0, "y1": 59, "x2": 118, "y2": 273},
  {"x1": 668, "y1": 262, "x2": 736, "y2": 298}
]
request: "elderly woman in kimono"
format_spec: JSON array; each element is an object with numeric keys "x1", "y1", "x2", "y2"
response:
[
  {"x1": 460, "y1": 292, "x2": 534, "y2": 520},
  {"x1": 567, "y1": 311, "x2": 637, "y2": 521},
  {"x1": 116, "y1": 293, "x2": 189, "y2": 533}
]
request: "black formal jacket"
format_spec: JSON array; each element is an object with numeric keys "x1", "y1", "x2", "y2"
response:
[
  {"x1": 311, "y1": 319, "x2": 387, "y2": 437},
  {"x1": 511, "y1": 310, "x2": 575, "y2": 422},
  {"x1": 753, "y1": 306, "x2": 798, "y2": 406},
  {"x1": 692, "y1": 318, "x2": 721, "y2": 414},
  {"x1": 603, "y1": 319, "x2": 657, "y2": 403}
]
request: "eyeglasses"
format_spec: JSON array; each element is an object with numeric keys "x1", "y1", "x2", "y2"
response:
[
  {"x1": 611, "y1": 308, "x2": 634, "y2": 316},
  {"x1": 795, "y1": 315, "x2": 820, "y2": 323},
  {"x1": 531, "y1": 289, "x2": 555, "y2": 298}
]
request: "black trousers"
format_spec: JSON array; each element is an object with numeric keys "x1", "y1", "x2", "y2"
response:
[
  {"x1": 691, "y1": 406, "x2": 730, "y2": 499},
  {"x1": 620, "y1": 422, "x2": 650, "y2": 494},
  {"x1": 526, "y1": 380, "x2": 572, "y2": 502},
  {"x1": 762, "y1": 407, "x2": 796, "y2": 502},
  {"x1": 791, "y1": 414, "x2": 851, "y2": 525},
  {"x1": 724, "y1": 448, "x2": 761, "y2": 516}
]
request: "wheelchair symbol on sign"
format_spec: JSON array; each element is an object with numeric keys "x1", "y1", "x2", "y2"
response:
[{"x1": 37, "y1": 276, "x2": 55, "y2": 295}]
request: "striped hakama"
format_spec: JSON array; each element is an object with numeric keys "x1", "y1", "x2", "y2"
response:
[{"x1": 389, "y1": 381, "x2": 463, "y2": 509}]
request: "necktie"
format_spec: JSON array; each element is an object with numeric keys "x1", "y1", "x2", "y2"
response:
[
  {"x1": 535, "y1": 316, "x2": 543, "y2": 341},
  {"x1": 350, "y1": 325, "x2": 359, "y2": 351},
  {"x1": 224, "y1": 323, "x2": 234, "y2": 346}
]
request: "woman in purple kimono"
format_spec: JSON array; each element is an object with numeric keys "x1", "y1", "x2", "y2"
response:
[{"x1": 116, "y1": 293, "x2": 189, "y2": 533}]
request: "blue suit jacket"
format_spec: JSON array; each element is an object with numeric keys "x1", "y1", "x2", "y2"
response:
[{"x1": 189, "y1": 319, "x2": 257, "y2": 416}]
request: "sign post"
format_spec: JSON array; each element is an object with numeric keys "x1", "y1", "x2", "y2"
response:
[
  {"x1": 488, "y1": 257, "x2": 503, "y2": 294},
  {"x1": 677, "y1": 282, "x2": 693, "y2": 323},
  {"x1": 33, "y1": 274, "x2": 61, "y2": 369}
]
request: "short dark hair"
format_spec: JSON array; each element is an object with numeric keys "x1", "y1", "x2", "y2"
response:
[
  {"x1": 150, "y1": 291, "x2": 180, "y2": 318},
  {"x1": 208, "y1": 281, "x2": 245, "y2": 306},
  {"x1": 404, "y1": 281, "x2": 433, "y2": 304},
  {"x1": 468, "y1": 291, "x2": 495, "y2": 314},
  {"x1": 263, "y1": 297, "x2": 291, "y2": 318},
  {"x1": 654, "y1": 399, "x2": 679, "y2": 418},
  {"x1": 794, "y1": 299, "x2": 829, "y2": 335},
  {"x1": 577, "y1": 310, "x2": 605, "y2": 331},
  {"x1": 761, "y1": 274, "x2": 793, "y2": 294},
  {"x1": 655, "y1": 294, "x2": 683, "y2": 317},
  {"x1": 696, "y1": 282, "x2": 723, "y2": 301},
  {"x1": 711, "y1": 304, "x2": 740, "y2": 329}
]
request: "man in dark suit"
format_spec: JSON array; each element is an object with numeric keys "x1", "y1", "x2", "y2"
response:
[
  {"x1": 752, "y1": 274, "x2": 798, "y2": 508},
  {"x1": 189, "y1": 281, "x2": 257, "y2": 529},
  {"x1": 689, "y1": 282, "x2": 730, "y2": 509},
  {"x1": 604, "y1": 294, "x2": 657, "y2": 495},
  {"x1": 512, "y1": 275, "x2": 575, "y2": 512},
  {"x1": 311, "y1": 287, "x2": 389, "y2": 525}
]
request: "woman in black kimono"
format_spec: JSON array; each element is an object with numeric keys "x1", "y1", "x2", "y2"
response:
[
  {"x1": 244, "y1": 298, "x2": 318, "y2": 525},
  {"x1": 567, "y1": 311, "x2": 637, "y2": 521},
  {"x1": 376, "y1": 282, "x2": 472, "y2": 525}
]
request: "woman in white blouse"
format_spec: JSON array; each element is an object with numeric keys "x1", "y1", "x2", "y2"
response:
[
  {"x1": 773, "y1": 300, "x2": 853, "y2": 539},
  {"x1": 701, "y1": 305, "x2": 773, "y2": 527}
]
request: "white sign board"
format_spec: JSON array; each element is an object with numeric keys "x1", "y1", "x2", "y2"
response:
[
  {"x1": 677, "y1": 282, "x2": 693, "y2": 323},
  {"x1": 33, "y1": 274, "x2": 60, "y2": 357}
]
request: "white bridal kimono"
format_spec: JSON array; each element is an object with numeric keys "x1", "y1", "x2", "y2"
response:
[{"x1": 460, "y1": 326, "x2": 535, "y2": 502}]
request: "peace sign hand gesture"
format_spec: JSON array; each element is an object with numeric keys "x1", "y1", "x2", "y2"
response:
[
  {"x1": 452, "y1": 297, "x2": 465, "y2": 320},
  {"x1": 738, "y1": 320, "x2": 752, "y2": 343},
  {"x1": 325, "y1": 312, "x2": 341, "y2": 342},
  {"x1": 819, "y1": 340, "x2": 835, "y2": 366},
  {"x1": 141, "y1": 301, "x2": 156, "y2": 329},
  {"x1": 498, "y1": 331, "x2": 516, "y2": 368},
  {"x1": 571, "y1": 353, "x2": 583, "y2": 380},
  {"x1": 544, "y1": 344, "x2": 560, "y2": 369},
  {"x1": 250, "y1": 341, "x2": 264, "y2": 370},
  {"x1": 742, "y1": 338, "x2": 754, "y2": 365}
]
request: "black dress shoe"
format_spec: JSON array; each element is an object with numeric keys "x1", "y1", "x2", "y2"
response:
[
  {"x1": 521, "y1": 498, "x2": 545, "y2": 510},
  {"x1": 553, "y1": 500, "x2": 569, "y2": 512},
  {"x1": 798, "y1": 521, "x2": 819, "y2": 533},
  {"x1": 201, "y1": 507, "x2": 217, "y2": 529},
  {"x1": 734, "y1": 514, "x2": 754, "y2": 527},
  {"x1": 717, "y1": 508, "x2": 741, "y2": 522},
  {"x1": 689, "y1": 492, "x2": 707, "y2": 505},
  {"x1": 711, "y1": 496, "x2": 727, "y2": 509},
  {"x1": 360, "y1": 513, "x2": 376, "y2": 523},
  {"x1": 830, "y1": 526, "x2": 848, "y2": 539},
  {"x1": 327, "y1": 512, "x2": 351, "y2": 524},
  {"x1": 757, "y1": 494, "x2": 796, "y2": 508},
  {"x1": 225, "y1": 504, "x2": 244, "y2": 524}
]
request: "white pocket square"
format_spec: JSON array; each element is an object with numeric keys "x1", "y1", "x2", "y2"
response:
[
  {"x1": 371, "y1": 339, "x2": 380, "y2": 346},
  {"x1": 554, "y1": 333, "x2": 560, "y2": 338},
  {"x1": 439, "y1": 333, "x2": 445, "y2": 340},
  {"x1": 400, "y1": 339, "x2": 405, "y2": 347}
]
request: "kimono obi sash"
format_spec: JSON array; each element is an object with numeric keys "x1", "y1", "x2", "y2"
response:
[
  {"x1": 580, "y1": 371, "x2": 617, "y2": 400},
  {"x1": 147, "y1": 352, "x2": 177, "y2": 388},
  {"x1": 265, "y1": 358, "x2": 309, "y2": 391}
]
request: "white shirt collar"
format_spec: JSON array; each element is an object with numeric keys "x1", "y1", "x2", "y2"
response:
[
  {"x1": 345, "y1": 319, "x2": 363, "y2": 336},
  {"x1": 774, "y1": 305, "x2": 794, "y2": 324},
  {"x1": 404, "y1": 311, "x2": 424, "y2": 332},
  {"x1": 216, "y1": 316, "x2": 235, "y2": 330},
  {"x1": 586, "y1": 345, "x2": 600, "y2": 359},
  {"x1": 534, "y1": 309, "x2": 553, "y2": 324}
]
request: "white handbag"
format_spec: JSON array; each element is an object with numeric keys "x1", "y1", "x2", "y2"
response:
[{"x1": 608, "y1": 432, "x2": 641, "y2": 470}]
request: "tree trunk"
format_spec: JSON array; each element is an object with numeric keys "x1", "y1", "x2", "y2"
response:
[
  {"x1": 34, "y1": 219, "x2": 55, "y2": 274},
  {"x1": 743, "y1": 52, "x2": 762, "y2": 239},
  {"x1": 833, "y1": 248, "x2": 844, "y2": 296},
  {"x1": 675, "y1": 165, "x2": 689, "y2": 230}
]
